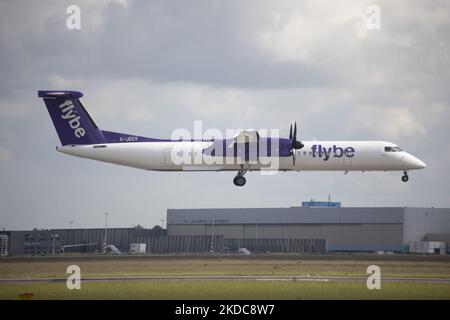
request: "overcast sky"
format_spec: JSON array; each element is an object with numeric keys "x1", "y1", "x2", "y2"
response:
[{"x1": 0, "y1": 0, "x2": 449, "y2": 230}]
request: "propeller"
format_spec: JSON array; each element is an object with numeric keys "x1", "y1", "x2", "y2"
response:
[{"x1": 289, "y1": 122, "x2": 304, "y2": 165}]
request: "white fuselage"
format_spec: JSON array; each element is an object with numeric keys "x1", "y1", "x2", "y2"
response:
[{"x1": 56, "y1": 140, "x2": 426, "y2": 172}]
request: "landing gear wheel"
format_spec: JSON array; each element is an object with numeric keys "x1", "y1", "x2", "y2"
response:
[
  {"x1": 401, "y1": 174, "x2": 409, "y2": 182},
  {"x1": 233, "y1": 165, "x2": 250, "y2": 187},
  {"x1": 233, "y1": 176, "x2": 246, "y2": 187}
]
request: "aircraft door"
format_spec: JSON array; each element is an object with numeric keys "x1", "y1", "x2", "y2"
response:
[{"x1": 165, "y1": 148, "x2": 175, "y2": 167}]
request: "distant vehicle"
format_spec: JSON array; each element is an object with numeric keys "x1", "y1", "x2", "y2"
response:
[
  {"x1": 237, "y1": 248, "x2": 251, "y2": 255},
  {"x1": 38, "y1": 90, "x2": 426, "y2": 186}
]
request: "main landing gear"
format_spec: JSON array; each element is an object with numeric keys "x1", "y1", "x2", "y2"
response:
[
  {"x1": 233, "y1": 175, "x2": 246, "y2": 187},
  {"x1": 233, "y1": 165, "x2": 249, "y2": 187},
  {"x1": 401, "y1": 171, "x2": 409, "y2": 182}
]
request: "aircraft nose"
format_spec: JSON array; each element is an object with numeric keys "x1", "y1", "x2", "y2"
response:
[
  {"x1": 416, "y1": 158, "x2": 426, "y2": 169},
  {"x1": 403, "y1": 154, "x2": 426, "y2": 170}
]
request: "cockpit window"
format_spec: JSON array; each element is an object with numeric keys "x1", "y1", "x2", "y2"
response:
[{"x1": 385, "y1": 146, "x2": 403, "y2": 152}]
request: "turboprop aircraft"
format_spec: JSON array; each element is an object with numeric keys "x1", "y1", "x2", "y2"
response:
[{"x1": 38, "y1": 90, "x2": 426, "y2": 187}]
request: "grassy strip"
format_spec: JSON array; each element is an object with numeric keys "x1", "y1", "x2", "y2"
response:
[
  {"x1": 1, "y1": 258, "x2": 449, "y2": 279},
  {"x1": 1, "y1": 280, "x2": 449, "y2": 300}
]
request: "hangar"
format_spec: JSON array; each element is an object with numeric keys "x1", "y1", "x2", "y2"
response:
[
  {"x1": 2, "y1": 205, "x2": 449, "y2": 255},
  {"x1": 167, "y1": 206, "x2": 450, "y2": 252}
]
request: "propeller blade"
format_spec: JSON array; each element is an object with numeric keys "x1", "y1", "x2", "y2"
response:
[
  {"x1": 293, "y1": 122, "x2": 297, "y2": 142},
  {"x1": 291, "y1": 121, "x2": 304, "y2": 150},
  {"x1": 289, "y1": 121, "x2": 304, "y2": 151},
  {"x1": 292, "y1": 150, "x2": 296, "y2": 166}
]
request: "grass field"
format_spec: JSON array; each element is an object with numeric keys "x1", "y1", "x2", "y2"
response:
[
  {"x1": 1, "y1": 254, "x2": 449, "y2": 299},
  {"x1": 2, "y1": 281, "x2": 450, "y2": 300}
]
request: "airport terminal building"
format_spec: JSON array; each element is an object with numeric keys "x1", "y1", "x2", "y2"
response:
[{"x1": 167, "y1": 206, "x2": 450, "y2": 252}]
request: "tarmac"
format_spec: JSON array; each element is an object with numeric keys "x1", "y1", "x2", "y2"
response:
[{"x1": 1, "y1": 275, "x2": 449, "y2": 284}]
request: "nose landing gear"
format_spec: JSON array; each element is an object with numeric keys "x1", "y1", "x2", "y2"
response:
[{"x1": 401, "y1": 171, "x2": 409, "y2": 182}]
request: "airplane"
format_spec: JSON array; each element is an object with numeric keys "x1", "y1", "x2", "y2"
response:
[{"x1": 38, "y1": 90, "x2": 426, "y2": 187}]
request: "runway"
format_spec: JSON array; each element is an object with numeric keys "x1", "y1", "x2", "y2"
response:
[{"x1": 1, "y1": 275, "x2": 449, "y2": 284}]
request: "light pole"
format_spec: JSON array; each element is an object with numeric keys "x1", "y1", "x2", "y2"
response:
[
  {"x1": 104, "y1": 213, "x2": 109, "y2": 253},
  {"x1": 51, "y1": 234, "x2": 59, "y2": 255},
  {"x1": 210, "y1": 216, "x2": 215, "y2": 253},
  {"x1": 69, "y1": 220, "x2": 74, "y2": 229},
  {"x1": 255, "y1": 219, "x2": 258, "y2": 254}
]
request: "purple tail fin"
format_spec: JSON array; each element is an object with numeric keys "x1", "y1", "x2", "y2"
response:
[{"x1": 38, "y1": 90, "x2": 106, "y2": 146}]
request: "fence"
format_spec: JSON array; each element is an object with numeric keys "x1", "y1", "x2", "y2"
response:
[
  {"x1": 224, "y1": 238, "x2": 327, "y2": 253},
  {"x1": 136, "y1": 236, "x2": 224, "y2": 253}
]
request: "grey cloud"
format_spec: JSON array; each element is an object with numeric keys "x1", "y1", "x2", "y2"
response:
[{"x1": 0, "y1": 1, "x2": 449, "y2": 230}]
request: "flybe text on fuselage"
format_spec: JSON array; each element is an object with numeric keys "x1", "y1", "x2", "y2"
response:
[
  {"x1": 311, "y1": 144, "x2": 355, "y2": 161},
  {"x1": 59, "y1": 100, "x2": 86, "y2": 138}
]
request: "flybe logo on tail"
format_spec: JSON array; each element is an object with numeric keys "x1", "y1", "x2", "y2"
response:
[{"x1": 59, "y1": 100, "x2": 86, "y2": 138}]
